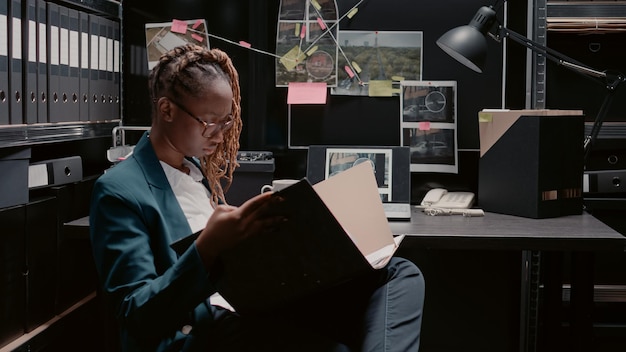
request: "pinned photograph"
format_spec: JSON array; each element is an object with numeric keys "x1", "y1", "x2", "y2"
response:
[
  {"x1": 400, "y1": 81, "x2": 458, "y2": 173},
  {"x1": 332, "y1": 30, "x2": 423, "y2": 97},
  {"x1": 145, "y1": 19, "x2": 210, "y2": 70}
]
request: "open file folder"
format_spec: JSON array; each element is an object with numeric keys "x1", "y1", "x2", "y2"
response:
[{"x1": 170, "y1": 161, "x2": 403, "y2": 315}]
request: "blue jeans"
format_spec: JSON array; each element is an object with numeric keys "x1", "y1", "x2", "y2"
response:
[{"x1": 186, "y1": 257, "x2": 425, "y2": 351}]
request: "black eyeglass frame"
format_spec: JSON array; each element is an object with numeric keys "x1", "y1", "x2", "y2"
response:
[{"x1": 165, "y1": 97, "x2": 234, "y2": 138}]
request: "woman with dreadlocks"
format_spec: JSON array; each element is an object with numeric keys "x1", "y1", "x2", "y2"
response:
[{"x1": 90, "y1": 44, "x2": 424, "y2": 352}]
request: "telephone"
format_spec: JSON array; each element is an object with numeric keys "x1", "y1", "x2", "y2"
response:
[{"x1": 420, "y1": 188, "x2": 475, "y2": 209}]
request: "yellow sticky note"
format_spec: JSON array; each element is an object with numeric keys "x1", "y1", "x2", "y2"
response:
[
  {"x1": 295, "y1": 23, "x2": 301, "y2": 36},
  {"x1": 311, "y1": 0, "x2": 322, "y2": 10},
  {"x1": 368, "y1": 80, "x2": 393, "y2": 97},
  {"x1": 347, "y1": 8, "x2": 359, "y2": 19},
  {"x1": 478, "y1": 112, "x2": 493, "y2": 122},
  {"x1": 391, "y1": 88, "x2": 401, "y2": 94},
  {"x1": 306, "y1": 45, "x2": 319, "y2": 56},
  {"x1": 280, "y1": 46, "x2": 307, "y2": 71},
  {"x1": 391, "y1": 76, "x2": 405, "y2": 81},
  {"x1": 351, "y1": 61, "x2": 362, "y2": 73}
]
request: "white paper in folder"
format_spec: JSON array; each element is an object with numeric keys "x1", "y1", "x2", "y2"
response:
[{"x1": 478, "y1": 109, "x2": 584, "y2": 157}]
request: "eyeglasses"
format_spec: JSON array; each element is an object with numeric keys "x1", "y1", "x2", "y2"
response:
[{"x1": 167, "y1": 98, "x2": 234, "y2": 138}]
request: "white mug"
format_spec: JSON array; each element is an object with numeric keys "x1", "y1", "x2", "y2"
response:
[{"x1": 260, "y1": 179, "x2": 299, "y2": 193}]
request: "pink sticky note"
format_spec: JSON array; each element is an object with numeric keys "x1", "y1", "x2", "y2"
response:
[
  {"x1": 171, "y1": 19, "x2": 188, "y2": 34},
  {"x1": 300, "y1": 25, "x2": 306, "y2": 39},
  {"x1": 316, "y1": 17, "x2": 327, "y2": 30},
  {"x1": 344, "y1": 65, "x2": 355, "y2": 78},
  {"x1": 287, "y1": 82, "x2": 327, "y2": 105},
  {"x1": 239, "y1": 40, "x2": 252, "y2": 48},
  {"x1": 418, "y1": 121, "x2": 431, "y2": 131},
  {"x1": 192, "y1": 19, "x2": 202, "y2": 29},
  {"x1": 191, "y1": 33, "x2": 203, "y2": 42}
]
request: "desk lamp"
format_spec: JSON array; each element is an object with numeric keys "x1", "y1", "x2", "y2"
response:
[{"x1": 435, "y1": 2, "x2": 625, "y2": 164}]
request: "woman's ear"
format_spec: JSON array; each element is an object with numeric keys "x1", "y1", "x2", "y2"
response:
[{"x1": 156, "y1": 97, "x2": 174, "y2": 122}]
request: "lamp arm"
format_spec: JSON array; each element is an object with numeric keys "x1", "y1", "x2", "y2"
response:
[
  {"x1": 496, "y1": 26, "x2": 607, "y2": 82},
  {"x1": 494, "y1": 25, "x2": 626, "y2": 165}
]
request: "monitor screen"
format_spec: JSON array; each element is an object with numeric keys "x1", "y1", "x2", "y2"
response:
[{"x1": 306, "y1": 145, "x2": 411, "y2": 203}]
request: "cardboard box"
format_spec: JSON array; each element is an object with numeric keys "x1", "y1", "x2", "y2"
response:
[
  {"x1": 0, "y1": 148, "x2": 31, "y2": 209},
  {"x1": 478, "y1": 110, "x2": 584, "y2": 218}
]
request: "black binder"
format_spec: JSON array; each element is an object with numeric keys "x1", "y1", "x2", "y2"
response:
[
  {"x1": 87, "y1": 13, "x2": 100, "y2": 121},
  {"x1": 24, "y1": 0, "x2": 38, "y2": 124},
  {"x1": 67, "y1": 7, "x2": 80, "y2": 121},
  {"x1": 47, "y1": 1, "x2": 61, "y2": 122},
  {"x1": 8, "y1": 0, "x2": 23, "y2": 124},
  {"x1": 0, "y1": 0, "x2": 10, "y2": 124},
  {"x1": 78, "y1": 10, "x2": 89, "y2": 121},
  {"x1": 57, "y1": 4, "x2": 70, "y2": 122},
  {"x1": 36, "y1": 0, "x2": 48, "y2": 123}
]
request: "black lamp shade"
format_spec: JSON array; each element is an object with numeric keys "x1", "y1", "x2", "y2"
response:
[{"x1": 436, "y1": 6, "x2": 498, "y2": 73}]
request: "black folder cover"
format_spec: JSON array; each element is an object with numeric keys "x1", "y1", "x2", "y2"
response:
[{"x1": 170, "y1": 178, "x2": 373, "y2": 316}]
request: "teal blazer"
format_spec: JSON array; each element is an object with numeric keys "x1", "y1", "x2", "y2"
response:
[{"x1": 90, "y1": 131, "x2": 218, "y2": 351}]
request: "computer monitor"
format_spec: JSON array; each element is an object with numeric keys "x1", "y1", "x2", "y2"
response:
[{"x1": 306, "y1": 145, "x2": 411, "y2": 204}]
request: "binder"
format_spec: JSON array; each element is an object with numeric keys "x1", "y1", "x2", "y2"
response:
[
  {"x1": 67, "y1": 7, "x2": 79, "y2": 121},
  {"x1": 24, "y1": 0, "x2": 38, "y2": 124},
  {"x1": 0, "y1": 0, "x2": 9, "y2": 124},
  {"x1": 36, "y1": 0, "x2": 47, "y2": 123},
  {"x1": 47, "y1": 1, "x2": 61, "y2": 122},
  {"x1": 98, "y1": 15, "x2": 107, "y2": 120},
  {"x1": 105, "y1": 17, "x2": 113, "y2": 120},
  {"x1": 78, "y1": 10, "x2": 89, "y2": 121},
  {"x1": 88, "y1": 13, "x2": 100, "y2": 121},
  {"x1": 112, "y1": 18, "x2": 120, "y2": 120},
  {"x1": 57, "y1": 4, "x2": 70, "y2": 122},
  {"x1": 8, "y1": 0, "x2": 23, "y2": 124}
]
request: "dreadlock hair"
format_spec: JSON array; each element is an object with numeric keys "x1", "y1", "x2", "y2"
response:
[{"x1": 148, "y1": 44, "x2": 242, "y2": 205}]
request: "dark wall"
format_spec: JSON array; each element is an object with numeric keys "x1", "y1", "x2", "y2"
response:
[{"x1": 122, "y1": 0, "x2": 517, "y2": 201}]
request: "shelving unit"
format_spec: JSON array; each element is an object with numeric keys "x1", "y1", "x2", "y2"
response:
[
  {"x1": 0, "y1": 1, "x2": 123, "y2": 350},
  {"x1": 0, "y1": 0, "x2": 123, "y2": 147}
]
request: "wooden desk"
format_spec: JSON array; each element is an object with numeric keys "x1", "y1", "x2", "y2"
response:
[{"x1": 389, "y1": 210, "x2": 626, "y2": 352}]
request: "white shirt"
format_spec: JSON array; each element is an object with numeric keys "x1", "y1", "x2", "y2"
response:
[{"x1": 160, "y1": 158, "x2": 214, "y2": 233}]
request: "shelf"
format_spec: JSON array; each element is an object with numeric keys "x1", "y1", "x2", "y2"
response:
[
  {"x1": 56, "y1": 0, "x2": 121, "y2": 19},
  {"x1": 547, "y1": 1, "x2": 626, "y2": 18},
  {"x1": 0, "y1": 121, "x2": 121, "y2": 149}
]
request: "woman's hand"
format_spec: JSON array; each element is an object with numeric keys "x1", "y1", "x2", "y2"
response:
[{"x1": 195, "y1": 192, "x2": 285, "y2": 270}]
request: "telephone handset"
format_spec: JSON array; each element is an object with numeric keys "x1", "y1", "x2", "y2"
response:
[{"x1": 420, "y1": 188, "x2": 475, "y2": 209}]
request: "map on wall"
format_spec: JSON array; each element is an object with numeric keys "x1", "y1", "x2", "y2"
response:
[
  {"x1": 332, "y1": 30, "x2": 422, "y2": 97},
  {"x1": 276, "y1": 0, "x2": 339, "y2": 87}
]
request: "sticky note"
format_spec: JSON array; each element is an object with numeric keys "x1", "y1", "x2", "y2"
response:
[
  {"x1": 347, "y1": 8, "x2": 359, "y2": 19},
  {"x1": 368, "y1": 80, "x2": 393, "y2": 97},
  {"x1": 478, "y1": 112, "x2": 493, "y2": 122},
  {"x1": 306, "y1": 45, "x2": 319, "y2": 56},
  {"x1": 239, "y1": 40, "x2": 251, "y2": 48},
  {"x1": 316, "y1": 17, "x2": 326, "y2": 30},
  {"x1": 344, "y1": 65, "x2": 355, "y2": 78},
  {"x1": 391, "y1": 76, "x2": 405, "y2": 81},
  {"x1": 351, "y1": 61, "x2": 362, "y2": 73},
  {"x1": 311, "y1": 0, "x2": 322, "y2": 10},
  {"x1": 300, "y1": 24, "x2": 306, "y2": 39},
  {"x1": 191, "y1": 33, "x2": 203, "y2": 42},
  {"x1": 287, "y1": 82, "x2": 327, "y2": 105},
  {"x1": 192, "y1": 20, "x2": 202, "y2": 29},
  {"x1": 280, "y1": 46, "x2": 307, "y2": 71},
  {"x1": 418, "y1": 121, "x2": 431, "y2": 130},
  {"x1": 295, "y1": 23, "x2": 301, "y2": 36},
  {"x1": 171, "y1": 19, "x2": 188, "y2": 34}
]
